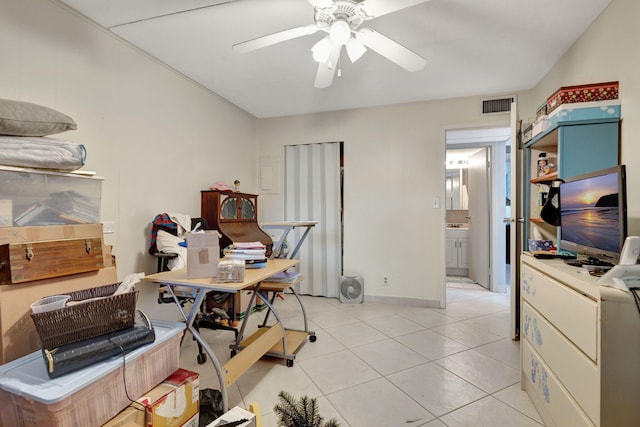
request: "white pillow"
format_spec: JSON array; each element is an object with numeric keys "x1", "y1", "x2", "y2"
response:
[{"x1": 0, "y1": 99, "x2": 77, "y2": 136}]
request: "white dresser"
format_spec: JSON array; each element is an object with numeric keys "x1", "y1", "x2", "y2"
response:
[{"x1": 521, "y1": 254, "x2": 640, "y2": 426}]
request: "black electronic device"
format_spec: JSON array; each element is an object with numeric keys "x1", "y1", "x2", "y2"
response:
[
  {"x1": 533, "y1": 252, "x2": 577, "y2": 260},
  {"x1": 564, "y1": 257, "x2": 614, "y2": 268},
  {"x1": 559, "y1": 165, "x2": 627, "y2": 265},
  {"x1": 41, "y1": 310, "x2": 155, "y2": 378}
]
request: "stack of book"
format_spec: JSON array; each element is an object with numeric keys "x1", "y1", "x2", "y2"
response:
[{"x1": 223, "y1": 241, "x2": 267, "y2": 268}]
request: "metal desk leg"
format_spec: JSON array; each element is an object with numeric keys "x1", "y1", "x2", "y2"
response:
[
  {"x1": 166, "y1": 285, "x2": 229, "y2": 411},
  {"x1": 288, "y1": 226, "x2": 313, "y2": 260},
  {"x1": 231, "y1": 284, "x2": 290, "y2": 364},
  {"x1": 270, "y1": 228, "x2": 292, "y2": 257}
]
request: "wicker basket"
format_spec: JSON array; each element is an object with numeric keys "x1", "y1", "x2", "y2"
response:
[{"x1": 30, "y1": 283, "x2": 137, "y2": 349}]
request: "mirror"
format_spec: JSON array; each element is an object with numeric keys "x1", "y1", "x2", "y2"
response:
[
  {"x1": 445, "y1": 168, "x2": 469, "y2": 210},
  {"x1": 241, "y1": 198, "x2": 255, "y2": 219},
  {"x1": 221, "y1": 198, "x2": 237, "y2": 219}
]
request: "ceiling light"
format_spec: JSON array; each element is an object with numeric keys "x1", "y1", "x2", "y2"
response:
[
  {"x1": 311, "y1": 37, "x2": 333, "y2": 63},
  {"x1": 329, "y1": 20, "x2": 351, "y2": 45},
  {"x1": 345, "y1": 38, "x2": 366, "y2": 62}
]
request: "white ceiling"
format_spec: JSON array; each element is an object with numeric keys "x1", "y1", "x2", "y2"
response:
[{"x1": 58, "y1": 0, "x2": 611, "y2": 118}]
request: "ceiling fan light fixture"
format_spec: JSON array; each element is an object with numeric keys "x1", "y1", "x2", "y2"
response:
[
  {"x1": 345, "y1": 37, "x2": 366, "y2": 62},
  {"x1": 311, "y1": 37, "x2": 333, "y2": 63},
  {"x1": 329, "y1": 19, "x2": 351, "y2": 45}
]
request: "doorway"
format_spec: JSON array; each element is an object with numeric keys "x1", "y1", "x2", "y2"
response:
[
  {"x1": 284, "y1": 142, "x2": 342, "y2": 297},
  {"x1": 445, "y1": 127, "x2": 511, "y2": 296}
]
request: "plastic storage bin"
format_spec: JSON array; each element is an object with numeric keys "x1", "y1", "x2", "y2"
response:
[
  {"x1": 0, "y1": 166, "x2": 103, "y2": 227},
  {"x1": 0, "y1": 320, "x2": 184, "y2": 427}
]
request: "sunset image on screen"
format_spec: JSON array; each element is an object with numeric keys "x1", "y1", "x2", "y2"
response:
[
  {"x1": 560, "y1": 169, "x2": 621, "y2": 253},
  {"x1": 561, "y1": 173, "x2": 617, "y2": 209}
]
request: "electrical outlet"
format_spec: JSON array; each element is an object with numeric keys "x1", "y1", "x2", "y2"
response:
[
  {"x1": 383, "y1": 276, "x2": 390, "y2": 286},
  {"x1": 102, "y1": 221, "x2": 115, "y2": 234}
]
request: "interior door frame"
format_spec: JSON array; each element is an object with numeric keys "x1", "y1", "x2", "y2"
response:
[
  {"x1": 445, "y1": 129, "x2": 510, "y2": 283},
  {"x1": 509, "y1": 103, "x2": 523, "y2": 340}
]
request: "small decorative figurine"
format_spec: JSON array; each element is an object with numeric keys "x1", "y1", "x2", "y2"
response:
[
  {"x1": 537, "y1": 153, "x2": 555, "y2": 177},
  {"x1": 538, "y1": 153, "x2": 548, "y2": 177},
  {"x1": 233, "y1": 179, "x2": 240, "y2": 192}
]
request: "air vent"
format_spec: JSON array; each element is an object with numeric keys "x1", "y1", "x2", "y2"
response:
[{"x1": 482, "y1": 96, "x2": 516, "y2": 115}]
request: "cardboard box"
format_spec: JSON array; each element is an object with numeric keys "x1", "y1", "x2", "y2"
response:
[
  {"x1": 137, "y1": 368, "x2": 200, "y2": 427},
  {"x1": 207, "y1": 406, "x2": 256, "y2": 427},
  {"x1": 0, "y1": 266, "x2": 118, "y2": 363},
  {"x1": 0, "y1": 320, "x2": 184, "y2": 427},
  {"x1": 101, "y1": 406, "x2": 145, "y2": 427},
  {"x1": 0, "y1": 223, "x2": 104, "y2": 245},
  {"x1": 234, "y1": 291, "x2": 266, "y2": 319},
  {"x1": 187, "y1": 231, "x2": 220, "y2": 279},
  {"x1": 0, "y1": 224, "x2": 116, "y2": 364}
]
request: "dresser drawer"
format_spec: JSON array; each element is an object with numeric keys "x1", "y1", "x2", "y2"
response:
[
  {"x1": 522, "y1": 302, "x2": 599, "y2": 425},
  {"x1": 522, "y1": 340, "x2": 595, "y2": 427},
  {"x1": 521, "y1": 264, "x2": 597, "y2": 360}
]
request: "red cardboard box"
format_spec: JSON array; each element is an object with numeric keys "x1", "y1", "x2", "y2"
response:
[
  {"x1": 137, "y1": 368, "x2": 200, "y2": 427},
  {"x1": 546, "y1": 81, "x2": 619, "y2": 114}
]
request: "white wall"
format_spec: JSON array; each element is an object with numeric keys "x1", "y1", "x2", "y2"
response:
[
  {"x1": 257, "y1": 0, "x2": 640, "y2": 306},
  {"x1": 257, "y1": 101, "x2": 509, "y2": 306},
  {"x1": 519, "y1": 0, "x2": 640, "y2": 235},
  {"x1": 3, "y1": 0, "x2": 638, "y2": 314},
  {"x1": 0, "y1": 0, "x2": 258, "y2": 319}
]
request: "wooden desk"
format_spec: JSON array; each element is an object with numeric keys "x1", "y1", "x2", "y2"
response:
[{"x1": 145, "y1": 258, "x2": 315, "y2": 411}]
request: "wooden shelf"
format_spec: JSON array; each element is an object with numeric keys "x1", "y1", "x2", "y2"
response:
[
  {"x1": 530, "y1": 171, "x2": 558, "y2": 184},
  {"x1": 530, "y1": 218, "x2": 558, "y2": 229}
]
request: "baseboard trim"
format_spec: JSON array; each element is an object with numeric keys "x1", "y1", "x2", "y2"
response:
[{"x1": 364, "y1": 294, "x2": 441, "y2": 308}]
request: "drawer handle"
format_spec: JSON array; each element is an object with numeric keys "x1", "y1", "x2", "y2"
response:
[
  {"x1": 25, "y1": 244, "x2": 34, "y2": 261},
  {"x1": 85, "y1": 240, "x2": 92, "y2": 254}
]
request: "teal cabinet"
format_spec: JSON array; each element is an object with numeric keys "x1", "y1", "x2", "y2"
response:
[
  {"x1": 524, "y1": 118, "x2": 620, "y2": 246},
  {"x1": 557, "y1": 122, "x2": 619, "y2": 178}
]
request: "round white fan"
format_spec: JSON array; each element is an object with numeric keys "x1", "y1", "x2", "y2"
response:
[
  {"x1": 233, "y1": 0, "x2": 430, "y2": 88},
  {"x1": 339, "y1": 276, "x2": 364, "y2": 304}
]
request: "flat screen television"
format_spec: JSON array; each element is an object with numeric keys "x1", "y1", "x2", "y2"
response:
[{"x1": 559, "y1": 165, "x2": 627, "y2": 265}]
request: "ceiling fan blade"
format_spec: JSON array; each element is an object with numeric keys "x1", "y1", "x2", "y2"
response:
[
  {"x1": 356, "y1": 28, "x2": 426, "y2": 72},
  {"x1": 357, "y1": 0, "x2": 431, "y2": 18},
  {"x1": 307, "y1": 0, "x2": 334, "y2": 9},
  {"x1": 314, "y1": 44, "x2": 341, "y2": 88},
  {"x1": 346, "y1": 37, "x2": 367, "y2": 63},
  {"x1": 233, "y1": 24, "x2": 318, "y2": 53}
]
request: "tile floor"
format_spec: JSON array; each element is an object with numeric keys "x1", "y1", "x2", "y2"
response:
[{"x1": 180, "y1": 281, "x2": 544, "y2": 427}]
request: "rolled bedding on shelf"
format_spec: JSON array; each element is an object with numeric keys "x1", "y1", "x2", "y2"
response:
[{"x1": 0, "y1": 135, "x2": 86, "y2": 170}]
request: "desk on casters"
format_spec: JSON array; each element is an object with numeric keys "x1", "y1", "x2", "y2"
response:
[{"x1": 145, "y1": 258, "x2": 316, "y2": 412}]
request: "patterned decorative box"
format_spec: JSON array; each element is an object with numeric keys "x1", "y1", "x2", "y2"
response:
[
  {"x1": 548, "y1": 100, "x2": 621, "y2": 127},
  {"x1": 528, "y1": 239, "x2": 554, "y2": 252},
  {"x1": 546, "y1": 81, "x2": 618, "y2": 114},
  {"x1": 523, "y1": 123, "x2": 533, "y2": 142},
  {"x1": 535, "y1": 103, "x2": 548, "y2": 121}
]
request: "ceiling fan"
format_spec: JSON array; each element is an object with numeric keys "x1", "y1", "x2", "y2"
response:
[{"x1": 233, "y1": 0, "x2": 431, "y2": 88}]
